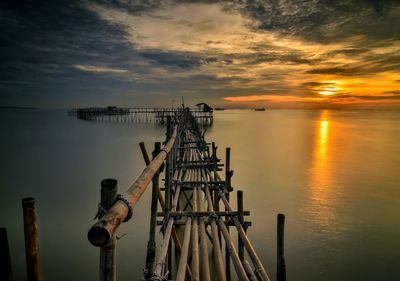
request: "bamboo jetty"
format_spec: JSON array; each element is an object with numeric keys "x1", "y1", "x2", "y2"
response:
[
  {"x1": 0, "y1": 106, "x2": 286, "y2": 281},
  {"x1": 86, "y1": 107, "x2": 287, "y2": 281}
]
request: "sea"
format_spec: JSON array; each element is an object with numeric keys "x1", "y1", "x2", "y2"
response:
[{"x1": 1, "y1": 109, "x2": 399, "y2": 281}]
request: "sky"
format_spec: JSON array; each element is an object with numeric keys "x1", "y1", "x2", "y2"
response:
[{"x1": 0, "y1": 0, "x2": 399, "y2": 109}]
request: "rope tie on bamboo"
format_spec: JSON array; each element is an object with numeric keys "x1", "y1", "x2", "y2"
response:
[
  {"x1": 253, "y1": 266, "x2": 265, "y2": 277},
  {"x1": 160, "y1": 148, "x2": 169, "y2": 155},
  {"x1": 232, "y1": 212, "x2": 241, "y2": 220},
  {"x1": 94, "y1": 203, "x2": 107, "y2": 219},
  {"x1": 209, "y1": 213, "x2": 219, "y2": 221},
  {"x1": 116, "y1": 194, "x2": 133, "y2": 222}
]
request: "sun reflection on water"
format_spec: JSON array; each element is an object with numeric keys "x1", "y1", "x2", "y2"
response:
[{"x1": 306, "y1": 110, "x2": 340, "y2": 232}]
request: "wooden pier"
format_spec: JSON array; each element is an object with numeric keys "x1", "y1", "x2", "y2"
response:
[{"x1": 87, "y1": 107, "x2": 286, "y2": 281}]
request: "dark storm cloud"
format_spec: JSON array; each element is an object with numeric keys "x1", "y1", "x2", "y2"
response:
[
  {"x1": 233, "y1": 0, "x2": 400, "y2": 44},
  {"x1": 139, "y1": 51, "x2": 203, "y2": 70},
  {"x1": 0, "y1": 1, "x2": 136, "y2": 95}
]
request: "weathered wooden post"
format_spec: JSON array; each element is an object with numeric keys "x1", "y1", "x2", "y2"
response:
[
  {"x1": 99, "y1": 179, "x2": 118, "y2": 281},
  {"x1": 225, "y1": 147, "x2": 231, "y2": 281},
  {"x1": 0, "y1": 228, "x2": 13, "y2": 281},
  {"x1": 277, "y1": 214, "x2": 286, "y2": 281},
  {"x1": 237, "y1": 191, "x2": 245, "y2": 262},
  {"x1": 22, "y1": 198, "x2": 41, "y2": 281},
  {"x1": 165, "y1": 116, "x2": 173, "y2": 277},
  {"x1": 144, "y1": 142, "x2": 161, "y2": 279},
  {"x1": 212, "y1": 142, "x2": 217, "y2": 161}
]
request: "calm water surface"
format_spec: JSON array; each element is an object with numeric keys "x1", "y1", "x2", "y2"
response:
[{"x1": 1, "y1": 109, "x2": 399, "y2": 281}]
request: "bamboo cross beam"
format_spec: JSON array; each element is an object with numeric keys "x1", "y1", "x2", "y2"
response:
[{"x1": 156, "y1": 211, "x2": 250, "y2": 217}]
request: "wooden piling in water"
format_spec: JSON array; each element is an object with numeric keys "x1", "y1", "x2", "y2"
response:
[
  {"x1": 0, "y1": 228, "x2": 13, "y2": 281},
  {"x1": 22, "y1": 198, "x2": 41, "y2": 281},
  {"x1": 144, "y1": 143, "x2": 161, "y2": 279},
  {"x1": 277, "y1": 214, "x2": 286, "y2": 281},
  {"x1": 237, "y1": 190, "x2": 245, "y2": 262},
  {"x1": 165, "y1": 116, "x2": 173, "y2": 277},
  {"x1": 99, "y1": 179, "x2": 118, "y2": 281},
  {"x1": 225, "y1": 147, "x2": 231, "y2": 281}
]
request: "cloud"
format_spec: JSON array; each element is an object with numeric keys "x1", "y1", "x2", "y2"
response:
[
  {"x1": 74, "y1": 64, "x2": 128, "y2": 73},
  {"x1": 1, "y1": 0, "x2": 400, "y2": 108}
]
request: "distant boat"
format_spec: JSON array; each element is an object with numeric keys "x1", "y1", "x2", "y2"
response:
[
  {"x1": 254, "y1": 108, "x2": 266, "y2": 111},
  {"x1": 214, "y1": 108, "x2": 226, "y2": 111}
]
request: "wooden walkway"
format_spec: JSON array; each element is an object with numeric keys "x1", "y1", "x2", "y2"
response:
[{"x1": 87, "y1": 108, "x2": 286, "y2": 281}]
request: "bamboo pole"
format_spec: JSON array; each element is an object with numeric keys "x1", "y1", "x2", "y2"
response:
[
  {"x1": 243, "y1": 260, "x2": 258, "y2": 281},
  {"x1": 217, "y1": 219, "x2": 249, "y2": 281},
  {"x1": 202, "y1": 170, "x2": 226, "y2": 281},
  {"x1": 154, "y1": 219, "x2": 174, "y2": 277},
  {"x1": 144, "y1": 142, "x2": 161, "y2": 279},
  {"x1": 165, "y1": 117, "x2": 173, "y2": 277},
  {"x1": 22, "y1": 198, "x2": 41, "y2": 281},
  {"x1": 175, "y1": 217, "x2": 192, "y2": 281},
  {"x1": 0, "y1": 228, "x2": 13, "y2": 281},
  {"x1": 191, "y1": 187, "x2": 200, "y2": 281},
  {"x1": 277, "y1": 214, "x2": 286, "y2": 281},
  {"x1": 99, "y1": 179, "x2": 118, "y2": 281},
  {"x1": 198, "y1": 188, "x2": 211, "y2": 281},
  {"x1": 225, "y1": 147, "x2": 231, "y2": 281},
  {"x1": 218, "y1": 190, "x2": 271, "y2": 281},
  {"x1": 237, "y1": 191, "x2": 244, "y2": 262},
  {"x1": 138, "y1": 141, "x2": 187, "y2": 269},
  {"x1": 88, "y1": 126, "x2": 178, "y2": 247}
]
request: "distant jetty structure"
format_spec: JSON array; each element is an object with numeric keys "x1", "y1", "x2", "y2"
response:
[{"x1": 68, "y1": 104, "x2": 213, "y2": 124}]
